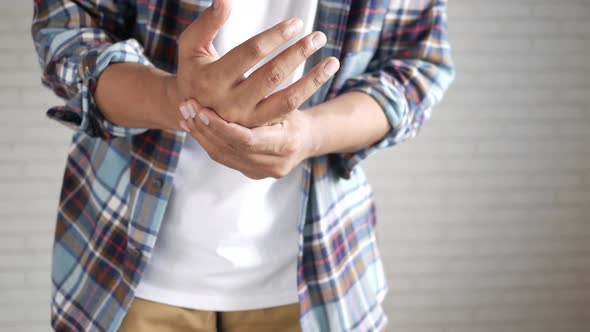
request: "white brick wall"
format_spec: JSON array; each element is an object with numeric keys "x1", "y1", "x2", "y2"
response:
[{"x1": 0, "y1": 0, "x2": 588, "y2": 331}]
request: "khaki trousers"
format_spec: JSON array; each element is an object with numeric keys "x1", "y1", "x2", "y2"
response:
[{"x1": 118, "y1": 297, "x2": 302, "y2": 332}]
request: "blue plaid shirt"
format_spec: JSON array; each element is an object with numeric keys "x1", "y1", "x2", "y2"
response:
[{"x1": 32, "y1": 0, "x2": 454, "y2": 331}]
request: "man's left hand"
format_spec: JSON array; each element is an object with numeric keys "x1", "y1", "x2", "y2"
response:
[{"x1": 179, "y1": 99, "x2": 316, "y2": 180}]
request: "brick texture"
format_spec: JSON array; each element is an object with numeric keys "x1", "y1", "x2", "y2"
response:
[{"x1": 0, "y1": 0, "x2": 589, "y2": 331}]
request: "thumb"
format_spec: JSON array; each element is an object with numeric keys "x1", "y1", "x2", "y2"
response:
[{"x1": 179, "y1": 0, "x2": 232, "y2": 59}]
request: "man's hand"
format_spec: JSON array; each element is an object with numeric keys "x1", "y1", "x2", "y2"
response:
[
  {"x1": 178, "y1": 99, "x2": 315, "y2": 180},
  {"x1": 173, "y1": 0, "x2": 340, "y2": 128}
]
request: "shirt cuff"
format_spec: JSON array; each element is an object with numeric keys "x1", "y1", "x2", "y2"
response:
[
  {"x1": 330, "y1": 73, "x2": 411, "y2": 179},
  {"x1": 46, "y1": 38, "x2": 153, "y2": 139}
]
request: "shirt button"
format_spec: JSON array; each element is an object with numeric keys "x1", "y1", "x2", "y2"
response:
[
  {"x1": 151, "y1": 177, "x2": 163, "y2": 189},
  {"x1": 343, "y1": 169, "x2": 351, "y2": 180},
  {"x1": 128, "y1": 246, "x2": 142, "y2": 258}
]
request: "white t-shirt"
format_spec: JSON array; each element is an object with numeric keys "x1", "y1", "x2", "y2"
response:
[{"x1": 134, "y1": 0, "x2": 319, "y2": 311}]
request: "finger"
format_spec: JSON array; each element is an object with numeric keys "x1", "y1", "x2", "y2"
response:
[
  {"x1": 185, "y1": 100, "x2": 254, "y2": 149},
  {"x1": 239, "y1": 31, "x2": 327, "y2": 104},
  {"x1": 193, "y1": 104, "x2": 295, "y2": 157},
  {"x1": 181, "y1": 107, "x2": 294, "y2": 178},
  {"x1": 184, "y1": 101, "x2": 278, "y2": 162},
  {"x1": 195, "y1": 107, "x2": 283, "y2": 158},
  {"x1": 196, "y1": 111, "x2": 290, "y2": 157},
  {"x1": 183, "y1": 105, "x2": 235, "y2": 154},
  {"x1": 214, "y1": 17, "x2": 304, "y2": 81},
  {"x1": 256, "y1": 57, "x2": 340, "y2": 123},
  {"x1": 181, "y1": 116, "x2": 258, "y2": 174},
  {"x1": 178, "y1": 0, "x2": 232, "y2": 60},
  {"x1": 184, "y1": 113, "x2": 283, "y2": 179}
]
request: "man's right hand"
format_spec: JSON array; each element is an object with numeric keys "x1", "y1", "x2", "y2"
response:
[{"x1": 173, "y1": 0, "x2": 340, "y2": 128}]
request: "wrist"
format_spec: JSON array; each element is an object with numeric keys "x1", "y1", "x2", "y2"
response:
[
  {"x1": 161, "y1": 73, "x2": 183, "y2": 130},
  {"x1": 300, "y1": 109, "x2": 322, "y2": 159}
]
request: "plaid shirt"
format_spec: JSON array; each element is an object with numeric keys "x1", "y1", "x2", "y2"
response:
[{"x1": 32, "y1": 0, "x2": 454, "y2": 331}]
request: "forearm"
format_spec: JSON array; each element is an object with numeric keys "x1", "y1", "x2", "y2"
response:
[
  {"x1": 305, "y1": 91, "x2": 391, "y2": 157},
  {"x1": 95, "y1": 62, "x2": 181, "y2": 131}
]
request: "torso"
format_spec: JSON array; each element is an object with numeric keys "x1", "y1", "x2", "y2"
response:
[{"x1": 133, "y1": 0, "x2": 319, "y2": 310}]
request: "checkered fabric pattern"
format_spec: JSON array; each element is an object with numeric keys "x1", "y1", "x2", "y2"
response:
[{"x1": 31, "y1": 0, "x2": 454, "y2": 331}]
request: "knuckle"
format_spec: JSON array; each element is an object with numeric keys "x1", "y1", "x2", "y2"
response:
[
  {"x1": 245, "y1": 41, "x2": 265, "y2": 58},
  {"x1": 287, "y1": 143, "x2": 297, "y2": 155},
  {"x1": 207, "y1": 150, "x2": 219, "y2": 162},
  {"x1": 269, "y1": 166, "x2": 289, "y2": 179},
  {"x1": 279, "y1": 23, "x2": 293, "y2": 40},
  {"x1": 279, "y1": 18, "x2": 301, "y2": 40},
  {"x1": 238, "y1": 139, "x2": 255, "y2": 153},
  {"x1": 297, "y1": 44, "x2": 308, "y2": 59},
  {"x1": 312, "y1": 72, "x2": 324, "y2": 89},
  {"x1": 222, "y1": 106, "x2": 240, "y2": 123},
  {"x1": 245, "y1": 140, "x2": 257, "y2": 153},
  {"x1": 241, "y1": 141, "x2": 255, "y2": 153},
  {"x1": 270, "y1": 143, "x2": 282, "y2": 155},
  {"x1": 268, "y1": 169, "x2": 281, "y2": 179},
  {"x1": 245, "y1": 132, "x2": 256, "y2": 145},
  {"x1": 265, "y1": 66, "x2": 284, "y2": 88},
  {"x1": 285, "y1": 92, "x2": 301, "y2": 111},
  {"x1": 284, "y1": 138, "x2": 298, "y2": 155}
]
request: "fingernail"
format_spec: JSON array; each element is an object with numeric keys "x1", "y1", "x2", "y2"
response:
[
  {"x1": 312, "y1": 33, "x2": 327, "y2": 48},
  {"x1": 324, "y1": 60, "x2": 339, "y2": 76},
  {"x1": 213, "y1": 0, "x2": 220, "y2": 10},
  {"x1": 198, "y1": 112, "x2": 209, "y2": 126},
  {"x1": 179, "y1": 105, "x2": 191, "y2": 120},
  {"x1": 187, "y1": 103, "x2": 197, "y2": 119},
  {"x1": 180, "y1": 121, "x2": 190, "y2": 133}
]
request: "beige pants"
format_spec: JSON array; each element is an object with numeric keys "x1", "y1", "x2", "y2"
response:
[{"x1": 118, "y1": 297, "x2": 302, "y2": 332}]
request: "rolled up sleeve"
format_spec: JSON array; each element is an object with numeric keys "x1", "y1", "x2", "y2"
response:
[
  {"x1": 334, "y1": 0, "x2": 456, "y2": 178},
  {"x1": 32, "y1": 0, "x2": 152, "y2": 139}
]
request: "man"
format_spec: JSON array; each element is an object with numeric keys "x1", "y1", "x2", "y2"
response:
[{"x1": 31, "y1": 0, "x2": 454, "y2": 331}]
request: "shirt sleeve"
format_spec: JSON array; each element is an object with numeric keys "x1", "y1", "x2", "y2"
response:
[
  {"x1": 333, "y1": 0, "x2": 456, "y2": 179},
  {"x1": 31, "y1": 0, "x2": 151, "y2": 139}
]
